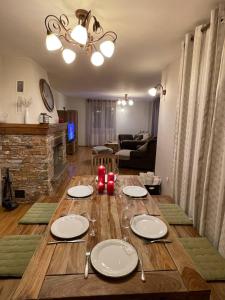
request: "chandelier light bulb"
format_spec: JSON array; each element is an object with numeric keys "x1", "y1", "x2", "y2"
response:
[
  {"x1": 46, "y1": 33, "x2": 62, "y2": 51},
  {"x1": 100, "y1": 40, "x2": 115, "y2": 58},
  {"x1": 117, "y1": 100, "x2": 122, "y2": 105},
  {"x1": 121, "y1": 100, "x2": 127, "y2": 106},
  {"x1": 128, "y1": 99, "x2": 134, "y2": 106},
  {"x1": 148, "y1": 87, "x2": 157, "y2": 97},
  {"x1": 62, "y1": 49, "x2": 76, "y2": 64},
  {"x1": 71, "y1": 24, "x2": 88, "y2": 45},
  {"x1": 91, "y1": 51, "x2": 104, "y2": 66}
]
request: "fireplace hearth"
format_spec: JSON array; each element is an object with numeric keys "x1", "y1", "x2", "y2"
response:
[{"x1": 0, "y1": 123, "x2": 67, "y2": 201}]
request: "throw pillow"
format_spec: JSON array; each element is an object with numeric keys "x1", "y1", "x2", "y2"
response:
[
  {"x1": 137, "y1": 142, "x2": 148, "y2": 152},
  {"x1": 142, "y1": 133, "x2": 151, "y2": 142},
  {"x1": 134, "y1": 134, "x2": 143, "y2": 141}
]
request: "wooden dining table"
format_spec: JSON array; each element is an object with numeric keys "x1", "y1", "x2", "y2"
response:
[{"x1": 13, "y1": 175, "x2": 210, "y2": 300}]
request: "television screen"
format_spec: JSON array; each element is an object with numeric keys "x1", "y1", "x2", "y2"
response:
[{"x1": 67, "y1": 122, "x2": 75, "y2": 142}]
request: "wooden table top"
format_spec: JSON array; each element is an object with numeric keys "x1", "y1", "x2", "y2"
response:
[{"x1": 13, "y1": 175, "x2": 210, "y2": 300}]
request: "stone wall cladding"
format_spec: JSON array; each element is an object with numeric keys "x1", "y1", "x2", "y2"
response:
[{"x1": 0, "y1": 132, "x2": 66, "y2": 201}]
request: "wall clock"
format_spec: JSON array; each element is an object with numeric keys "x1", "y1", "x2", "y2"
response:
[{"x1": 39, "y1": 79, "x2": 54, "y2": 112}]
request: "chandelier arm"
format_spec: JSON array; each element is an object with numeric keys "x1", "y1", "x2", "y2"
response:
[
  {"x1": 83, "y1": 10, "x2": 91, "y2": 27},
  {"x1": 88, "y1": 31, "x2": 118, "y2": 44},
  {"x1": 59, "y1": 14, "x2": 70, "y2": 30},
  {"x1": 45, "y1": 14, "x2": 70, "y2": 34}
]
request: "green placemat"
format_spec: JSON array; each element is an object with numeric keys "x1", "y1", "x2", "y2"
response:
[
  {"x1": 158, "y1": 203, "x2": 192, "y2": 225},
  {"x1": 179, "y1": 237, "x2": 225, "y2": 281},
  {"x1": 0, "y1": 235, "x2": 41, "y2": 277},
  {"x1": 19, "y1": 203, "x2": 58, "y2": 224}
]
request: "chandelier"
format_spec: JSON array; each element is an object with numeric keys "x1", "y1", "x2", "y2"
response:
[
  {"x1": 45, "y1": 9, "x2": 117, "y2": 66},
  {"x1": 117, "y1": 94, "x2": 134, "y2": 107}
]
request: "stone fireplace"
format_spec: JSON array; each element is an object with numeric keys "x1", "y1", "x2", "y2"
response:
[{"x1": 0, "y1": 123, "x2": 67, "y2": 201}]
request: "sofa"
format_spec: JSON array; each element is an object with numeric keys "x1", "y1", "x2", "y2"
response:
[
  {"x1": 116, "y1": 138, "x2": 157, "y2": 171},
  {"x1": 118, "y1": 133, "x2": 150, "y2": 150}
]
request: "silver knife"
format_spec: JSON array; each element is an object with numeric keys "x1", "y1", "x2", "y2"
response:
[
  {"x1": 47, "y1": 239, "x2": 85, "y2": 245},
  {"x1": 144, "y1": 239, "x2": 172, "y2": 244}
]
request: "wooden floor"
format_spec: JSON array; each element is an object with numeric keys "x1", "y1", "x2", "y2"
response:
[{"x1": 0, "y1": 147, "x2": 225, "y2": 300}]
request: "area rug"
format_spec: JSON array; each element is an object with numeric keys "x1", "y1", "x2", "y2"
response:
[
  {"x1": 158, "y1": 203, "x2": 193, "y2": 225},
  {"x1": 0, "y1": 235, "x2": 41, "y2": 277},
  {"x1": 179, "y1": 237, "x2": 225, "y2": 281},
  {"x1": 19, "y1": 203, "x2": 57, "y2": 224}
]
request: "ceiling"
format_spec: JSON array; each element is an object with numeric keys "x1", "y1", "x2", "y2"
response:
[{"x1": 0, "y1": 0, "x2": 219, "y2": 99}]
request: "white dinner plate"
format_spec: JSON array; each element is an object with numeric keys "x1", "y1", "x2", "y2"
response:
[
  {"x1": 90, "y1": 239, "x2": 138, "y2": 278},
  {"x1": 67, "y1": 185, "x2": 93, "y2": 198},
  {"x1": 95, "y1": 175, "x2": 117, "y2": 182},
  {"x1": 130, "y1": 214, "x2": 168, "y2": 239},
  {"x1": 123, "y1": 186, "x2": 147, "y2": 198},
  {"x1": 51, "y1": 214, "x2": 89, "y2": 239}
]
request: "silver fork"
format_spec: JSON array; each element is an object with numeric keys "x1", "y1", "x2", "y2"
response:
[{"x1": 84, "y1": 251, "x2": 91, "y2": 279}]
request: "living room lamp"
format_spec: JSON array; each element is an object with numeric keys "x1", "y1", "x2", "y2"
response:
[
  {"x1": 45, "y1": 9, "x2": 117, "y2": 66},
  {"x1": 148, "y1": 84, "x2": 166, "y2": 97}
]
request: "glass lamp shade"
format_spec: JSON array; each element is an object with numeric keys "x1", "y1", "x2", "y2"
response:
[
  {"x1": 46, "y1": 33, "x2": 62, "y2": 51},
  {"x1": 62, "y1": 49, "x2": 76, "y2": 64},
  {"x1": 128, "y1": 99, "x2": 134, "y2": 106},
  {"x1": 91, "y1": 51, "x2": 104, "y2": 66},
  {"x1": 71, "y1": 24, "x2": 88, "y2": 45},
  {"x1": 121, "y1": 100, "x2": 127, "y2": 106},
  {"x1": 148, "y1": 87, "x2": 157, "y2": 97},
  {"x1": 100, "y1": 40, "x2": 115, "y2": 58}
]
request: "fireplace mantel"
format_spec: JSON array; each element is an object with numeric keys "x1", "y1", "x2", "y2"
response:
[{"x1": 0, "y1": 123, "x2": 67, "y2": 135}]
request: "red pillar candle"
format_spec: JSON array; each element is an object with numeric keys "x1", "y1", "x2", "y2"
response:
[
  {"x1": 98, "y1": 181, "x2": 105, "y2": 194},
  {"x1": 107, "y1": 180, "x2": 114, "y2": 195},
  {"x1": 108, "y1": 172, "x2": 115, "y2": 182},
  {"x1": 98, "y1": 165, "x2": 106, "y2": 182}
]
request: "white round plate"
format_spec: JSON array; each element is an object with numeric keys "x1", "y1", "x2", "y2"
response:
[
  {"x1": 95, "y1": 175, "x2": 117, "y2": 182},
  {"x1": 67, "y1": 185, "x2": 93, "y2": 198},
  {"x1": 91, "y1": 239, "x2": 138, "y2": 278},
  {"x1": 130, "y1": 214, "x2": 168, "y2": 239},
  {"x1": 51, "y1": 214, "x2": 89, "y2": 239},
  {"x1": 123, "y1": 186, "x2": 147, "y2": 198}
]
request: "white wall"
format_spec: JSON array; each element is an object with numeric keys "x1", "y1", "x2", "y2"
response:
[
  {"x1": 0, "y1": 56, "x2": 59, "y2": 124},
  {"x1": 53, "y1": 88, "x2": 67, "y2": 110},
  {"x1": 66, "y1": 97, "x2": 86, "y2": 146},
  {"x1": 116, "y1": 101, "x2": 153, "y2": 135},
  {"x1": 155, "y1": 57, "x2": 180, "y2": 195}
]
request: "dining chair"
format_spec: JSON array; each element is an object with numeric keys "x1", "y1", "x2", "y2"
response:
[{"x1": 91, "y1": 153, "x2": 119, "y2": 175}]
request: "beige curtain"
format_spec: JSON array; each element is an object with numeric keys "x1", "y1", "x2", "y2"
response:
[
  {"x1": 172, "y1": 4, "x2": 225, "y2": 256},
  {"x1": 86, "y1": 99, "x2": 117, "y2": 146}
]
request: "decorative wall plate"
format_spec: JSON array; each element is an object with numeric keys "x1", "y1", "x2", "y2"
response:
[{"x1": 39, "y1": 79, "x2": 54, "y2": 112}]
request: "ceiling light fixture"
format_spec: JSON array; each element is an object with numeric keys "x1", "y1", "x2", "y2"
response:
[
  {"x1": 117, "y1": 94, "x2": 134, "y2": 107},
  {"x1": 45, "y1": 9, "x2": 117, "y2": 66},
  {"x1": 148, "y1": 84, "x2": 166, "y2": 97}
]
